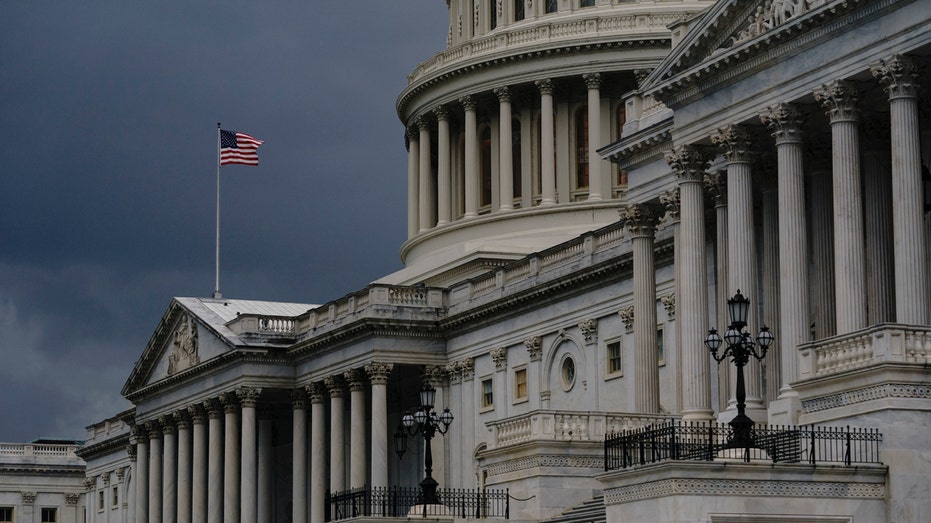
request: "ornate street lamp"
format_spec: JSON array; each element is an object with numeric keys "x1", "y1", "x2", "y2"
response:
[
  {"x1": 395, "y1": 384, "x2": 454, "y2": 506},
  {"x1": 704, "y1": 290, "x2": 774, "y2": 449}
]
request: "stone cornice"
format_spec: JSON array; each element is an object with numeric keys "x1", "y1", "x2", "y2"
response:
[
  {"x1": 599, "y1": 120, "x2": 673, "y2": 171},
  {"x1": 74, "y1": 434, "x2": 130, "y2": 461}
]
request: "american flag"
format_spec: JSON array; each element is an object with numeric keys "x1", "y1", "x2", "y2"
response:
[{"x1": 219, "y1": 130, "x2": 264, "y2": 166}]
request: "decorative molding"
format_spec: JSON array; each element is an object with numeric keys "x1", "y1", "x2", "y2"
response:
[
  {"x1": 423, "y1": 365, "x2": 448, "y2": 387},
  {"x1": 659, "y1": 187, "x2": 680, "y2": 227},
  {"x1": 204, "y1": 397, "x2": 223, "y2": 419},
  {"x1": 490, "y1": 347, "x2": 508, "y2": 370},
  {"x1": 535, "y1": 78, "x2": 554, "y2": 96},
  {"x1": 65, "y1": 492, "x2": 80, "y2": 505},
  {"x1": 729, "y1": 0, "x2": 818, "y2": 48},
  {"x1": 323, "y1": 375, "x2": 346, "y2": 398},
  {"x1": 116, "y1": 467, "x2": 126, "y2": 482},
  {"x1": 459, "y1": 94, "x2": 477, "y2": 111},
  {"x1": 710, "y1": 124, "x2": 754, "y2": 163},
  {"x1": 871, "y1": 54, "x2": 920, "y2": 99},
  {"x1": 102, "y1": 472, "x2": 111, "y2": 486},
  {"x1": 661, "y1": 293, "x2": 677, "y2": 319},
  {"x1": 494, "y1": 85, "x2": 511, "y2": 103},
  {"x1": 485, "y1": 454, "x2": 604, "y2": 477},
  {"x1": 365, "y1": 361, "x2": 394, "y2": 385},
  {"x1": 802, "y1": 383, "x2": 931, "y2": 413},
  {"x1": 220, "y1": 392, "x2": 239, "y2": 414},
  {"x1": 583, "y1": 72, "x2": 602, "y2": 90},
  {"x1": 620, "y1": 204, "x2": 662, "y2": 237},
  {"x1": 188, "y1": 403, "x2": 205, "y2": 424},
  {"x1": 306, "y1": 382, "x2": 326, "y2": 403},
  {"x1": 167, "y1": 313, "x2": 199, "y2": 376},
  {"x1": 604, "y1": 478, "x2": 885, "y2": 505},
  {"x1": 665, "y1": 145, "x2": 712, "y2": 183},
  {"x1": 524, "y1": 336, "x2": 543, "y2": 361},
  {"x1": 457, "y1": 358, "x2": 475, "y2": 381},
  {"x1": 126, "y1": 445, "x2": 136, "y2": 462},
  {"x1": 22, "y1": 491, "x2": 37, "y2": 504},
  {"x1": 619, "y1": 306, "x2": 635, "y2": 332},
  {"x1": 173, "y1": 409, "x2": 190, "y2": 430},
  {"x1": 579, "y1": 319, "x2": 598, "y2": 345},
  {"x1": 760, "y1": 103, "x2": 804, "y2": 144},
  {"x1": 704, "y1": 170, "x2": 728, "y2": 206},
  {"x1": 813, "y1": 80, "x2": 859, "y2": 123},
  {"x1": 344, "y1": 368, "x2": 367, "y2": 392}
]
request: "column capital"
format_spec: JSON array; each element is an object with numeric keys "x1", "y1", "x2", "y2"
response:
[
  {"x1": 664, "y1": 145, "x2": 712, "y2": 182},
  {"x1": 433, "y1": 104, "x2": 449, "y2": 122},
  {"x1": 364, "y1": 361, "x2": 394, "y2": 385},
  {"x1": 454, "y1": 357, "x2": 474, "y2": 381},
  {"x1": 126, "y1": 444, "x2": 137, "y2": 462},
  {"x1": 173, "y1": 410, "x2": 190, "y2": 430},
  {"x1": 871, "y1": 54, "x2": 920, "y2": 100},
  {"x1": 583, "y1": 72, "x2": 602, "y2": 90},
  {"x1": 130, "y1": 423, "x2": 147, "y2": 443},
  {"x1": 423, "y1": 364, "x2": 448, "y2": 387},
  {"x1": 620, "y1": 203, "x2": 662, "y2": 237},
  {"x1": 116, "y1": 467, "x2": 126, "y2": 482},
  {"x1": 634, "y1": 69, "x2": 653, "y2": 88},
  {"x1": 159, "y1": 415, "x2": 175, "y2": 436},
  {"x1": 490, "y1": 347, "x2": 508, "y2": 370},
  {"x1": 204, "y1": 397, "x2": 224, "y2": 419},
  {"x1": 344, "y1": 368, "x2": 368, "y2": 391},
  {"x1": 102, "y1": 472, "x2": 112, "y2": 486},
  {"x1": 459, "y1": 94, "x2": 477, "y2": 111},
  {"x1": 619, "y1": 305, "x2": 635, "y2": 332},
  {"x1": 236, "y1": 386, "x2": 263, "y2": 408},
  {"x1": 494, "y1": 86, "x2": 511, "y2": 103},
  {"x1": 405, "y1": 126, "x2": 419, "y2": 144},
  {"x1": 703, "y1": 170, "x2": 728, "y2": 206},
  {"x1": 65, "y1": 493, "x2": 80, "y2": 506},
  {"x1": 523, "y1": 336, "x2": 543, "y2": 361},
  {"x1": 659, "y1": 187, "x2": 680, "y2": 225},
  {"x1": 661, "y1": 292, "x2": 677, "y2": 319},
  {"x1": 21, "y1": 492, "x2": 36, "y2": 505},
  {"x1": 813, "y1": 80, "x2": 859, "y2": 122},
  {"x1": 187, "y1": 403, "x2": 206, "y2": 424},
  {"x1": 220, "y1": 392, "x2": 240, "y2": 414},
  {"x1": 535, "y1": 78, "x2": 554, "y2": 95},
  {"x1": 306, "y1": 382, "x2": 327, "y2": 403},
  {"x1": 290, "y1": 388, "x2": 307, "y2": 409},
  {"x1": 415, "y1": 115, "x2": 430, "y2": 132},
  {"x1": 760, "y1": 103, "x2": 805, "y2": 144},
  {"x1": 323, "y1": 375, "x2": 346, "y2": 398},
  {"x1": 710, "y1": 124, "x2": 754, "y2": 163},
  {"x1": 145, "y1": 420, "x2": 162, "y2": 440}
]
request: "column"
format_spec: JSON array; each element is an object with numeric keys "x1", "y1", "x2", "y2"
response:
[
  {"x1": 162, "y1": 417, "x2": 177, "y2": 523},
  {"x1": 418, "y1": 116, "x2": 434, "y2": 232},
  {"x1": 761, "y1": 103, "x2": 809, "y2": 421},
  {"x1": 622, "y1": 203, "x2": 661, "y2": 413},
  {"x1": 814, "y1": 80, "x2": 867, "y2": 333},
  {"x1": 291, "y1": 389, "x2": 308, "y2": 523},
  {"x1": 407, "y1": 127, "x2": 420, "y2": 237},
  {"x1": 496, "y1": 86, "x2": 514, "y2": 211},
  {"x1": 424, "y1": 365, "x2": 448, "y2": 488},
  {"x1": 309, "y1": 384, "x2": 327, "y2": 523},
  {"x1": 809, "y1": 162, "x2": 836, "y2": 339},
  {"x1": 132, "y1": 426, "x2": 149, "y2": 523},
  {"x1": 257, "y1": 408, "x2": 273, "y2": 523},
  {"x1": 175, "y1": 411, "x2": 192, "y2": 523},
  {"x1": 147, "y1": 421, "x2": 163, "y2": 523},
  {"x1": 665, "y1": 145, "x2": 714, "y2": 420},
  {"x1": 188, "y1": 405, "x2": 207, "y2": 523},
  {"x1": 344, "y1": 369, "x2": 368, "y2": 489},
  {"x1": 324, "y1": 375, "x2": 346, "y2": 493},
  {"x1": 537, "y1": 79, "x2": 556, "y2": 205},
  {"x1": 222, "y1": 393, "x2": 240, "y2": 523},
  {"x1": 711, "y1": 124, "x2": 764, "y2": 414},
  {"x1": 435, "y1": 105, "x2": 452, "y2": 225},
  {"x1": 461, "y1": 95, "x2": 479, "y2": 217},
  {"x1": 861, "y1": 118, "x2": 896, "y2": 324},
  {"x1": 366, "y1": 362, "x2": 393, "y2": 490},
  {"x1": 237, "y1": 387, "x2": 261, "y2": 523},
  {"x1": 584, "y1": 73, "x2": 603, "y2": 201},
  {"x1": 206, "y1": 399, "x2": 223, "y2": 523},
  {"x1": 872, "y1": 54, "x2": 929, "y2": 324},
  {"x1": 705, "y1": 171, "x2": 730, "y2": 412},
  {"x1": 457, "y1": 359, "x2": 475, "y2": 487}
]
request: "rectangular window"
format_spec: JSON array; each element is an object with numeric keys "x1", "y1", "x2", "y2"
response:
[
  {"x1": 112, "y1": 486, "x2": 119, "y2": 508},
  {"x1": 98, "y1": 491, "x2": 104, "y2": 511},
  {"x1": 514, "y1": 0, "x2": 525, "y2": 21},
  {"x1": 657, "y1": 328, "x2": 665, "y2": 365},
  {"x1": 580, "y1": 0, "x2": 596, "y2": 6},
  {"x1": 0, "y1": 507, "x2": 12, "y2": 522},
  {"x1": 514, "y1": 368, "x2": 527, "y2": 400},
  {"x1": 41, "y1": 508, "x2": 57, "y2": 523},
  {"x1": 481, "y1": 378, "x2": 494, "y2": 408},
  {"x1": 545, "y1": 0, "x2": 558, "y2": 13},
  {"x1": 607, "y1": 341, "x2": 622, "y2": 374}
]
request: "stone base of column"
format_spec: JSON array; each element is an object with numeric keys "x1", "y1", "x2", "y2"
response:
[
  {"x1": 680, "y1": 408, "x2": 715, "y2": 422},
  {"x1": 767, "y1": 390, "x2": 802, "y2": 425}
]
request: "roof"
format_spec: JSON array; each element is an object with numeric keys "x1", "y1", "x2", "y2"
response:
[{"x1": 180, "y1": 297, "x2": 315, "y2": 326}]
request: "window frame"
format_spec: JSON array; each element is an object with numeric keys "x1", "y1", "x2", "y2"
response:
[
  {"x1": 657, "y1": 326, "x2": 665, "y2": 366},
  {"x1": 41, "y1": 507, "x2": 57, "y2": 523},
  {"x1": 606, "y1": 338, "x2": 623, "y2": 378},
  {"x1": 480, "y1": 376, "x2": 495, "y2": 411},
  {"x1": 0, "y1": 507, "x2": 13, "y2": 523},
  {"x1": 513, "y1": 366, "x2": 528, "y2": 403},
  {"x1": 112, "y1": 485, "x2": 119, "y2": 509}
]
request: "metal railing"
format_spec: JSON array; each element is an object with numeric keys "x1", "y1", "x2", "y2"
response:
[
  {"x1": 604, "y1": 421, "x2": 883, "y2": 470},
  {"x1": 326, "y1": 486, "x2": 509, "y2": 521}
]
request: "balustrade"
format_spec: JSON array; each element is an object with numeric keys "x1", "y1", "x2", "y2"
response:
[
  {"x1": 487, "y1": 410, "x2": 673, "y2": 449},
  {"x1": 798, "y1": 324, "x2": 931, "y2": 379}
]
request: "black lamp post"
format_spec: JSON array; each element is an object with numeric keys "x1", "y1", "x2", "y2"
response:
[
  {"x1": 394, "y1": 384, "x2": 454, "y2": 505},
  {"x1": 704, "y1": 290, "x2": 774, "y2": 449}
]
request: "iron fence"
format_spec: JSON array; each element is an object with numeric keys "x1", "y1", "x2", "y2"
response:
[
  {"x1": 604, "y1": 421, "x2": 882, "y2": 470},
  {"x1": 326, "y1": 486, "x2": 509, "y2": 521}
]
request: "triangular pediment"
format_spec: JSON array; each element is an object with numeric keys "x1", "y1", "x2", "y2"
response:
[{"x1": 642, "y1": 0, "x2": 864, "y2": 104}]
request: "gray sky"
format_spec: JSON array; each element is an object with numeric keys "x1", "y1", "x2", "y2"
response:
[{"x1": 0, "y1": 2, "x2": 448, "y2": 442}]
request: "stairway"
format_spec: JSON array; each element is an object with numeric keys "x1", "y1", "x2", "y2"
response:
[{"x1": 541, "y1": 495, "x2": 606, "y2": 523}]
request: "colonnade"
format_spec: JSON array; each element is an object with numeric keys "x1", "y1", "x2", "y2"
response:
[
  {"x1": 621, "y1": 53, "x2": 928, "y2": 423},
  {"x1": 130, "y1": 362, "x2": 394, "y2": 523},
  {"x1": 406, "y1": 72, "x2": 619, "y2": 238}
]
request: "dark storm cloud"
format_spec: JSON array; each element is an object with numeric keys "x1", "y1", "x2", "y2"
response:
[{"x1": 0, "y1": 2, "x2": 448, "y2": 441}]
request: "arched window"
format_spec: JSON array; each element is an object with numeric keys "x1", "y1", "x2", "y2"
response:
[
  {"x1": 481, "y1": 126, "x2": 493, "y2": 208},
  {"x1": 514, "y1": 0, "x2": 525, "y2": 21},
  {"x1": 512, "y1": 118, "x2": 522, "y2": 200},
  {"x1": 575, "y1": 108, "x2": 589, "y2": 189},
  {"x1": 545, "y1": 0, "x2": 557, "y2": 14}
]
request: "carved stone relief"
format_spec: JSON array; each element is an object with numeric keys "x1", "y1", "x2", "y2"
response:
[{"x1": 167, "y1": 314, "x2": 199, "y2": 376}]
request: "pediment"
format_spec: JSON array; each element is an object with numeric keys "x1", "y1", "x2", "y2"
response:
[{"x1": 643, "y1": 0, "x2": 863, "y2": 104}]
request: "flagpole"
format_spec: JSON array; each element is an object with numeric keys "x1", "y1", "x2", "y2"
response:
[{"x1": 215, "y1": 122, "x2": 222, "y2": 299}]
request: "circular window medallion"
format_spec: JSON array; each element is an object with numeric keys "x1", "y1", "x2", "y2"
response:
[{"x1": 561, "y1": 356, "x2": 576, "y2": 391}]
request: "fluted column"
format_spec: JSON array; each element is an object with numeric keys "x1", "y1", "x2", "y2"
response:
[
  {"x1": 308, "y1": 384, "x2": 327, "y2": 523},
  {"x1": 237, "y1": 387, "x2": 261, "y2": 523},
  {"x1": 711, "y1": 124, "x2": 763, "y2": 413},
  {"x1": 584, "y1": 73, "x2": 603, "y2": 201},
  {"x1": 872, "y1": 54, "x2": 928, "y2": 324},
  {"x1": 861, "y1": 119, "x2": 896, "y2": 325},
  {"x1": 161, "y1": 417, "x2": 177, "y2": 523},
  {"x1": 365, "y1": 362, "x2": 393, "y2": 489},
  {"x1": 760, "y1": 104, "x2": 808, "y2": 412},
  {"x1": 461, "y1": 95, "x2": 479, "y2": 217},
  {"x1": 705, "y1": 171, "x2": 730, "y2": 412},
  {"x1": 406, "y1": 127, "x2": 420, "y2": 237},
  {"x1": 344, "y1": 369, "x2": 367, "y2": 489},
  {"x1": 622, "y1": 204, "x2": 661, "y2": 413},
  {"x1": 325, "y1": 375, "x2": 346, "y2": 493},
  {"x1": 133, "y1": 426, "x2": 149, "y2": 523},
  {"x1": 291, "y1": 389, "x2": 308, "y2": 523},
  {"x1": 814, "y1": 81, "x2": 867, "y2": 333},
  {"x1": 147, "y1": 421, "x2": 163, "y2": 523},
  {"x1": 435, "y1": 106, "x2": 452, "y2": 225},
  {"x1": 809, "y1": 160, "x2": 836, "y2": 339},
  {"x1": 537, "y1": 79, "x2": 556, "y2": 205},
  {"x1": 666, "y1": 146, "x2": 714, "y2": 420},
  {"x1": 206, "y1": 399, "x2": 224, "y2": 523},
  {"x1": 257, "y1": 408, "x2": 273, "y2": 523},
  {"x1": 222, "y1": 393, "x2": 240, "y2": 523},
  {"x1": 175, "y1": 411, "x2": 192, "y2": 523},
  {"x1": 189, "y1": 405, "x2": 207, "y2": 523},
  {"x1": 496, "y1": 86, "x2": 514, "y2": 211},
  {"x1": 418, "y1": 117, "x2": 434, "y2": 232}
]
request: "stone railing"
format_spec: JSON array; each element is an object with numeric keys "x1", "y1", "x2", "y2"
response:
[
  {"x1": 408, "y1": 9, "x2": 689, "y2": 84},
  {"x1": 227, "y1": 314, "x2": 297, "y2": 336},
  {"x1": 798, "y1": 324, "x2": 931, "y2": 380},
  {"x1": 295, "y1": 284, "x2": 446, "y2": 334},
  {"x1": 487, "y1": 410, "x2": 674, "y2": 450},
  {"x1": 0, "y1": 443, "x2": 82, "y2": 463}
]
